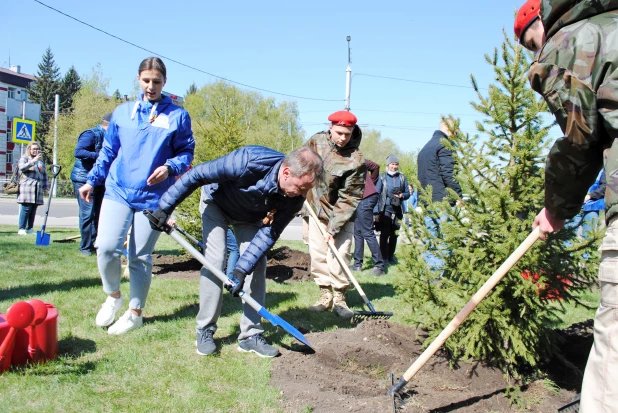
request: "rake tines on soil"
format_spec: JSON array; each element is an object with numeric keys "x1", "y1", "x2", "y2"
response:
[{"x1": 352, "y1": 310, "x2": 393, "y2": 323}]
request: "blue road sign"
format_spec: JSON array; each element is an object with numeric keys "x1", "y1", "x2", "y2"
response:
[{"x1": 13, "y1": 119, "x2": 36, "y2": 144}]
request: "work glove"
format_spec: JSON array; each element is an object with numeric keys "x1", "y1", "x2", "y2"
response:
[
  {"x1": 224, "y1": 268, "x2": 247, "y2": 297},
  {"x1": 144, "y1": 209, "x2": 172, "y2": 233}
]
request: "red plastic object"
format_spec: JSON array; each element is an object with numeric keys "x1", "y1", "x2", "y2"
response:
[
  {"x1": 26, "y1": 299, "x2": 49, "y2": 362},
  {"x1": 0, "y1": 302, "x2": 35, "y2": 372},
  {"x1": 0, "y1": 314, "x2": 10, "y2": 373},
  {"x1": 0, "y1": 301, "x2": 58, "y2": 371}
]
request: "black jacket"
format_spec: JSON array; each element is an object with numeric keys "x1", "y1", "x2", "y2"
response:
[{"x1": 417, "y1": 130, "x2": 462, "y2": 204}]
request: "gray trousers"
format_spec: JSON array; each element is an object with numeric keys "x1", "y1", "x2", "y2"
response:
[{"x1": 197, "y1": 202, "x2": 266, "y2": 340}]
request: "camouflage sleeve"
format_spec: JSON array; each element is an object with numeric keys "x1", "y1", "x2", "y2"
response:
[
  {"x1": 327, "y1": 162, "x2": 367, "y2": 236},
  {"x1": 529, "y1": 63, "x2": 607, "y2": 220}
]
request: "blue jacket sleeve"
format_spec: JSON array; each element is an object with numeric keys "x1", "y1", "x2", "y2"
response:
[
  {"x1": 159, "y1": 149, "x2": 250, "y2": 213},
  {"x1": 165, "y1": 111, "x2": 195, "y2": 176},
  {"x1": 235, "y1": 201, "x2": 301, "y2": 275},
  {"x1": 87, "y1": 119, "x2": 120, "y2": 187},
  {"x1": 74, "y1": 130, "x2": 98, "y2": 160}
]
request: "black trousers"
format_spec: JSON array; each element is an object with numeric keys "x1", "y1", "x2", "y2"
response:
[
  {"x1": 353, "y1": 194, "x2": 384, "y2": 269},
  {"x1": 379, "y1": 212, "x2": 399, "y2": 261}
]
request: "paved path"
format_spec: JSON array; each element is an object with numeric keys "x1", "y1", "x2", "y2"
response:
[{"x1": 0, "y1": 196, "x2": 303, "y2": 240}]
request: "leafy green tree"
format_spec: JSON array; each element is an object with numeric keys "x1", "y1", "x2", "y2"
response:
[
  {"x1": 359, "y1": 128, "x2": 417, "y2": 179},
  {"x1": 397, "y1": 31, "x2": 600, "y2": 377},
  {"x1": 60, "y1": 66, "x2": 82, "y2": 112},
  {"x1": 27, "y1": 47, "x2": 61, "y2": 161},
  {"x1": 174, "y1": 81, "x2": 304, "y2": 237},
  {"x1": 56, "y1": 66, "x2": 120, "y2": 195},
  {"x1": 186, "y1": 82, "x2": 198, "y2": 96}
]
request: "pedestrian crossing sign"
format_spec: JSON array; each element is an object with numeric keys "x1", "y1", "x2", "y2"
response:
[{"x1": 12, "y1": 119, "x2": 36, "y2": 144}]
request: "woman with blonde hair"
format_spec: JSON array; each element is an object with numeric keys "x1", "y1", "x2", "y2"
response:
[{"x1": 17, "y1": 141, "x2": 48, "y2": 235}]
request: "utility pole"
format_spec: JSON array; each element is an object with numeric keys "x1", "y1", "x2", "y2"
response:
[
  {"x1": 20, "y1": 101, "x2": 25, "y2": 156},
  {"x1": 345, "y1": 36, "x2": 352, "y2": 111},
  {"x1": 53, "y1": 94, "x2": 59, "y2": 196},
  {"x1": 288, "y1": 121, "x2": 293, "y2": 151}
]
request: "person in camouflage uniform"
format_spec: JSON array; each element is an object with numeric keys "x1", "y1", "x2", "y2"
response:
[
  {"x1": 305, "y1": 110, "x2": 366, "y2": 319},
  {"x1": 516, "y1": 1, "x2": 618, "y2": 411}
]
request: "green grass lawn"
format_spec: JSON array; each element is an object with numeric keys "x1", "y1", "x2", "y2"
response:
[{"x1": 0, "y1": 225, "x2": 599, "y2": 412}]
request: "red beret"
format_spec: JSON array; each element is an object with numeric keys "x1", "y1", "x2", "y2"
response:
[
  {"x1": 328, "y1": 110, "x2": 357, "y2": 127},
  {"x1": 514, "y1": 0, "x2": 540, "y2": 40}
]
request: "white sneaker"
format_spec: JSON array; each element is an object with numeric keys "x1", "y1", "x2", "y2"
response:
[
  {"x1": 95, "y1": 295, "x2": 124, "y2": 327},
  {"x1": 107, "y1": 310, "x2": 143, "y2": 335},
  {"x1": 17, "y1": 229, "x2": 27, "y2": 235},
  {"x1": 26, "y1": 229, "x2": 34, "y2": 234}
]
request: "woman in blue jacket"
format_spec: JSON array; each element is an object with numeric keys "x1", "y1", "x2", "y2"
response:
[{"x1": 79, "y1": 57, "x2": 195, "y2": 335}]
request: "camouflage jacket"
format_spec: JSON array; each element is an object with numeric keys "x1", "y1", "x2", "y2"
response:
[
  {"x1": 305, "y1": 126, "x2": 366, "y2": 236},
  {"x1": 529, "y1": 0, "x2": 618, "y2": 221}
]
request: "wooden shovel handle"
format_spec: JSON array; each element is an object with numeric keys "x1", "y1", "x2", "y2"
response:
[
  {"x1": 401, "y1": 227, "x2": 541, "y2": 383},
  {"x1": 303, "y1": 201, "x2": 374, "y2": 308}
]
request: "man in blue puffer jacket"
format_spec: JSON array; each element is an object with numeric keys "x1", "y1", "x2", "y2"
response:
[
  {"x1": 70, "y1": 113, "x2": 110, "y2": 255},
  {"x1": 149, "y1": 146, "x2": 323, "y2": 357}
]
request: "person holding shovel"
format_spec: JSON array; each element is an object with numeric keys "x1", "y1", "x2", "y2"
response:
[
  {"x1": 515, "y1": 0, "x2": 618, "y2": 411},
  {"x1": 79, "y1": 57, "x2": 195, "y2": 335},
  {"x1": 305, "y1": 110, "x2": 366, "y2": 319},
  {"x1": 147, "y1": 146, "x2": 323, "y2": 357}
]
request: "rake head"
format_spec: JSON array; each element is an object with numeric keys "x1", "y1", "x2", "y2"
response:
[
  {"x1": 351, "y1": 310, "x2": 393, "y2": 323},
  {"x1": 557, "y1": 394, "x2": 580, "y2": 413}
]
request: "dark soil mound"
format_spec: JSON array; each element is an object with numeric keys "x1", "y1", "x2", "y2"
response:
[
  {"x1": 271, "y1": 319, "x2": 576, "y2": 413},
  {"x1": 152, "y1": 246, "x2": 312, "y2": 283},
  {"x1": 266, "y1": 246, "x2": 312, "y2": 283}
]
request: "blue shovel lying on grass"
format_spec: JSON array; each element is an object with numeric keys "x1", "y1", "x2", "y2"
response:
[{"x1": 143, "y1": 211, "x2": 312, "y2": 349}]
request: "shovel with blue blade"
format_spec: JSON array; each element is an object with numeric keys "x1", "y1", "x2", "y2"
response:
[
  {"x1": 145, "y1": 212, "x2": 312, "y2": 349},
  {"x1": 36, "y1": 165, "x2": 62, "y2": 246}
]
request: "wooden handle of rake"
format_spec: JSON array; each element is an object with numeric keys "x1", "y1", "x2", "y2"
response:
[
  {"x1": 304, "y1": 201, "x2": 377, "y2": 312},
  {"x1": 392, "y1": 227, "x2": 540, "y2": 392}
]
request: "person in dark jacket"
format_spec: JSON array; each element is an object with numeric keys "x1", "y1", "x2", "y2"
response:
[
  {"x1": 148, "y1": 146, "x2": 323, "y2": 358},
  {"x1": 374, "y1": 154, "x2": 410, "y2": 264},
  {"x1": 417, "y1": 122, "x2": 463, "y2": 205},
  {"x1": 351, "y1": 159, "x2": 385, "y2": 275},
  {"x1": 70, "y1": 113, "x2": 110, "y2": 255}
]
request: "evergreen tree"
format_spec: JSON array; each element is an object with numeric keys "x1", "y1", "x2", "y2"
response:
[
  {"x1": 186, "y1": 82, "x2": 198, "y2": 96},
  {"x1": 27, "y1": 47, "x2": 61, "y2": 160},
  {"x1": 398, "y1": 31, "x2": 600, "y2": 377},
  {"x1": 112, "y1": 89, "x2": 122, "y2": 101},
  {"x1": 60, "y1": 66, "x2": 82, "y2": 112}
]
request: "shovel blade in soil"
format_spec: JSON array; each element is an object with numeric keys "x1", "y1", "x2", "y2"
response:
[
  {"x1": 36, "y1": 230, "x2": 51, "y2": 246},
  {"x1": 258, "y1": 307, "x2": 312, "y2": 349}
]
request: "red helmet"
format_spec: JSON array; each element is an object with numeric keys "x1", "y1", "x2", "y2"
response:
[{"x1": 514, "y1": 0, "x2": 541, "y2": 39}]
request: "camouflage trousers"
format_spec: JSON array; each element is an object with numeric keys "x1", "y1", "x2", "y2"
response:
[
  {"x1": 580, "y1": 218, "x2": 618, "y2": 413},
  {"x1": 308, "y1": 218, "x2": 354, "y2": 291}
]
